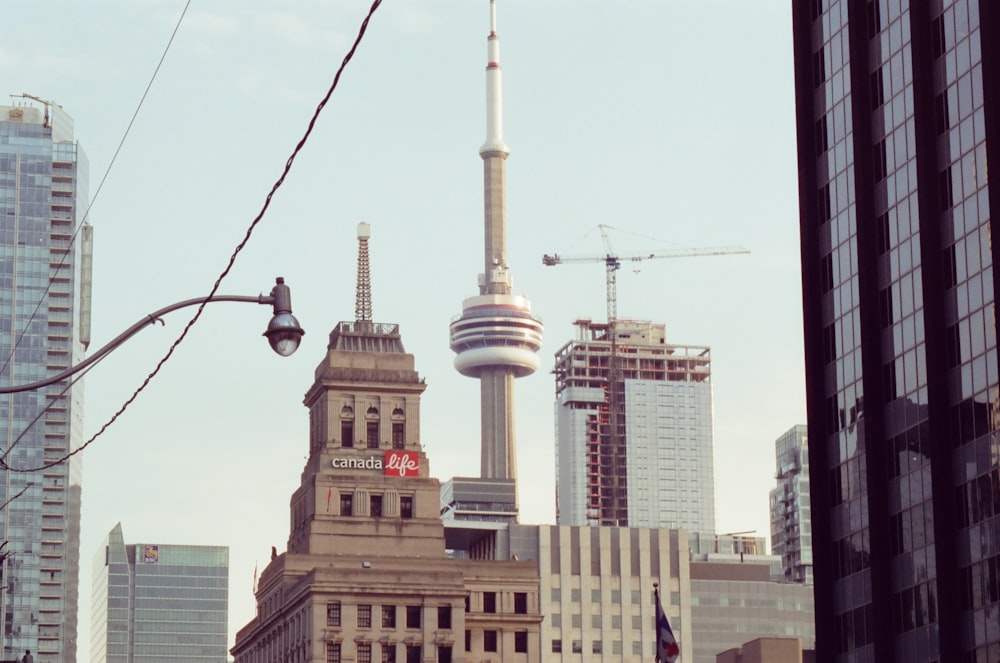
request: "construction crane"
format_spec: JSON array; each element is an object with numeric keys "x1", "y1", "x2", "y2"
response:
[
  {"x1": 14, "y1": 93, "x2": 61, "y2": 127},
  {"x1": 542, "y1": 224, "x2": 750, "y2": 324}
]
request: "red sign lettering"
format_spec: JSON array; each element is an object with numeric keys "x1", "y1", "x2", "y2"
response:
[{"x1": 384, "y1": 450, "x2": 419, "y2": 478}]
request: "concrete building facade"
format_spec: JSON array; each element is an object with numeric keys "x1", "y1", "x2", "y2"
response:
[
  {"x1": 90, "y1": 523, "x2": 229, "y2": 662},
  {"x1": 689, "y1": 560, "x2": 814, "y2": 663},
  {"x1": 793, "y1": 2, "x2": 1000, "y2": 660},
  {"x1": 0, "y1": 100, "x2": 93, "y2": 662},
  {"x1": 769, "y1": 425, "x2": 813, "y2": 584},
  {"x1": 716, "y1": 637, "x2": 816, "y2": 663},
  {"x1": 553, "y1": 319, "x2": 715, "y2": 530}
]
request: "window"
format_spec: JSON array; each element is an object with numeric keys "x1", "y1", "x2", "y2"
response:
[
  {"x1": 551, "y1": 588, "x2": 561, "y2": 601},
  {"x1": 367, "y1": 421, "x2": 380, "y2": 449},
  {"x1": 631, "y1": 590, "x2": 642, "y2": 604},
  {"x1": 632, "y1": 641, "x2": 643, "y2": 655},
  {"x1": 392, "y1": 422, "x2": 405, "y2": 449},
  {"x1": 484, "y1": 630, "x2": 498, "y2": 652},
  {"x1": 514, "y1": 592, "x2": 527, "y2": 614},
  {"x1": 437, "y1": 605, "x2": 452, "y2": 629},
  {"x1": 341, "y1": 420, "x2": 354, "y2": 447},
  {"x1": 358, "y1": 643, "x2": 372, "y2": 663},
  {"x1": 593, "y1": 640, "x2": 603, "y2": 654},
  {"x1": 551, "y1": 639, "x2": 562, "y2": 653},
  {"x1": 327, "y1": 643, "x2": 341, "y2": 662},
  {"x1": 515, "y1": 631, "x2": 528, "y2": 653},
  {"x1": 613, "y1": 640, "x2": 622, "y2": 654},
  {"x1": 327, "y1": 602, "x2": 341, "y2": 627},
  {"x1": 570, "y1": 588, "x2": 581, "y2": 602},
  {"x1": 551, "y1": 613, "x2": 561, "y2": 627},
  {"x1": 571, "y1": 614, "x2": 582, "y2": 628},
  {"x1": 371, "y1": 495, "x2": 383, "y2": 518},
  {"x1": 406, "y1": 645, "x2": 421, "y2": 663},
  {"x1": 382, "y1": 605, "x2": 397, "y2": 628},
  {"x1": 483, "y1": 592, "x2": 497, "y2": 613},
  {"x1": 465, "y1": 630, "x2": 471, "y2": 651},
  {"x1": 572, "y1": 640, "x2": 583, "y2": 653},
  {"x1": 591, "y1": 589, "x2": 601, "y2": 602},
  {"x1": 381, "y1": 644, "x2": 396, "y2": 663},
  {"x1": 611, "y1": 590, "x2": 621, "y2": 603},
  {"x1": 406, "y1": 605, "x2": 421, "y2": 628},
  {"x1": 437, "y1": 645, "x2": 452, "y2": 663},
  {"x1": 340, "y1": 493, "x2": 353, "y2": 516},
  {"x1": 591, "y1": 614, "x2": 601, "y2": 628},
  {"x1": 358, "y1": 604, "x2": 372, "y2": 628},
  {"x1": 400, "y1": 496, "x2": 413, "y2": 519},
  {"x1": 464, "y1": 595, "x2": 470, "y2": 612}
]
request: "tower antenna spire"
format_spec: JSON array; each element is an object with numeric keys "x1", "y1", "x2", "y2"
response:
[
  {"x1": 355, "y1": 222, "x2": 372, "y2": 323},
  {"x1": 449, "y1": 0, "x2": 543, "y2": 493}
]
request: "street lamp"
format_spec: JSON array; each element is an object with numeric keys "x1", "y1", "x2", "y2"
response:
[{"x1": 0, "y1": 276, "x2": 305, "y2": 394}]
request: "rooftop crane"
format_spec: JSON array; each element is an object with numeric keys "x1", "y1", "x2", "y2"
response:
[
  {"x1": 542, "y1": 224, "x2": 750, "y2": 323},
  {"x1": 14, "y1": 93, "x2": 61, "y2": 127}
]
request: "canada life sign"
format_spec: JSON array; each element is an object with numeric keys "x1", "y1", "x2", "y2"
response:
[{"x1": 331, "y1": 450, "x2": 420, "y2": 478}]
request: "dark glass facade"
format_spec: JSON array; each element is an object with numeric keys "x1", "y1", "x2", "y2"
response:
[{"x1": 793, "y1": 1, "x2": 1000, "y2": 661}]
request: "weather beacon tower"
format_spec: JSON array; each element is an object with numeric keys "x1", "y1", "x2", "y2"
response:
[{"x1": 450, "y1": 0, "x2": 543, "y2": 484}]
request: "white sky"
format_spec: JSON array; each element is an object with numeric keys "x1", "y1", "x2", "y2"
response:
[{"x1": 3, "y1": 0, "x2": 804, "y2": 657}]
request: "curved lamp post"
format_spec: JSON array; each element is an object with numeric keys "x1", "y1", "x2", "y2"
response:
[{"x1": 0, "y1": 277, "x2": 304, "y2": 395}]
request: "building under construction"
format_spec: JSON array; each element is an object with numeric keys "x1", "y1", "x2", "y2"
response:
[{"x1": 554, "y1": 319, "x2": 716, "y2": 530}]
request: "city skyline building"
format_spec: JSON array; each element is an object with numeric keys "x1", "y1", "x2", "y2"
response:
[
  {"x1": 90, "y1": 523, "x2": 229, "y2": 663},
  {"x1": 0, "y1": 99, "x2": 92, "y2": 662},
  {"x1": 793, "y1": 2, "x2": 1000, "y2": 661},
  {"x1": 449, "y1": 0, "x2": 544, "y2": 495},
  {"x1": 233, "y1": 225, "x2": 542, "y2": 663},
  {"x1": 768, "y1": 425, "x2": 812, "y2": 584},
  {"x1": 553, "y1": 318, "x2": 716, "y2": 530}
]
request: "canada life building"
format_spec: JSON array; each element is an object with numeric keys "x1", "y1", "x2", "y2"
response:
[
  {"x1": 0, "y1": 101, "x2": 92, "y2": 662},
  {"x1": 793, "y1": 2, "x2": 1000, "y2": 661}
]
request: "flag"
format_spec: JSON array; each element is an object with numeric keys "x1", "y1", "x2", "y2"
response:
[{"x1": 655, "y1": 584, "x2": 680, "y2": 662}]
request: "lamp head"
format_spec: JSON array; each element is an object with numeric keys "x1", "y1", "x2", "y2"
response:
[{"x1": 263, "y1": 277, "x2": 304, "y2": 356}]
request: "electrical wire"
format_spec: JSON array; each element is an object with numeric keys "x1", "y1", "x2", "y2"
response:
[
  {"x1": 3, "y1": 0, "x2": 384, "y2": 473},
  {"x1": 0, "y1": 0, "x2": 193, "y2": 378}
]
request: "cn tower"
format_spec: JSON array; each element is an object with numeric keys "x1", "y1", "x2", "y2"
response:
[{"x1": 449, "y1": 0, "x2": 543, "y2": 482}]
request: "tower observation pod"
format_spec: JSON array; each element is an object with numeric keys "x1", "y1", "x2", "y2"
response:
[{"x1": 449, "y1": 0, "x2": 542, "y2": 482}]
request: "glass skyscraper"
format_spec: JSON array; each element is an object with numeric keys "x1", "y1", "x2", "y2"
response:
[
  {"x1": 769, "y1": 425, "x2": 813, "y2": 585},
  {"x1": 0, "y1": 101, "x2": 92, "y2": 661},
  {"x1": 793, "y1": 2, "x2": 1000, "y2": 661},
  {"x1": 91, "y1": 523, "x2": 229, "y2": 663}
]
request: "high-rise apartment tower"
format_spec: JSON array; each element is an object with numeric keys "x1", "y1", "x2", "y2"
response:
[
  {"x1": 0, "y1": 100, "x2": 92, "y2": 662},
  {"x1": 768, "y1": 425, "x2": 812, "y2": 585},
  {"x1": 793, "y1": 2, "x2": 1000, "y2": 661},
  {"x1": 553, "y1": 319, "x2": 715, "y2": 530},
  {"x1": 449, "y1": 0, "x2": 543, "y2": 488},
  {"x1": 90, "y1": 523, "x2": 229, "y2": 663}
]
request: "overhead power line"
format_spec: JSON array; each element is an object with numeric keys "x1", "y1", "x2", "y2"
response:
[{"x1": 2, "y1": 0, "x2": 384, "y2": 472}]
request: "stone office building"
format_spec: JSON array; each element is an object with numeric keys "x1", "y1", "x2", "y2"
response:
[{"x1": 231, "y1": 225, "x2": 542, "y2": 663}]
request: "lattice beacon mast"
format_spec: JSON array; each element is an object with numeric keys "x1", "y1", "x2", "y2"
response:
[{"x1": 449, "y1": 0, "x2": 543, "y2": 482}]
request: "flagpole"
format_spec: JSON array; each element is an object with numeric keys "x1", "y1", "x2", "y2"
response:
[
  {"x1": 654, "y1": 580, "x2": 680, "y2": 662},
  {"x1": 654, "y1": 582, "x2": 661, "y2": 663}
]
